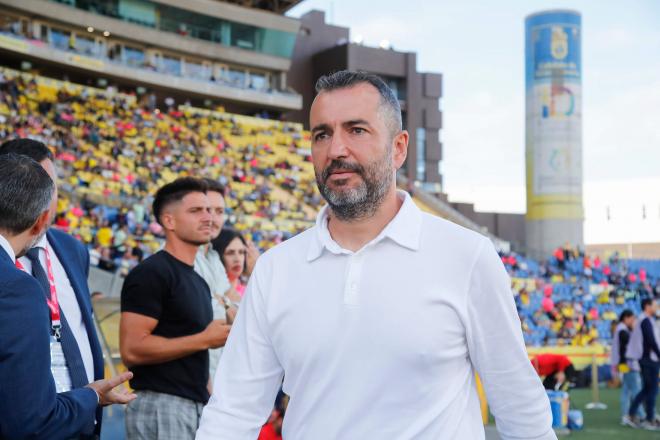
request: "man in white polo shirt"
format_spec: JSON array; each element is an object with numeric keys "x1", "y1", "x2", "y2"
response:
[{"x1": 196, "y1": 70, "x2": 555, "y2": 440}]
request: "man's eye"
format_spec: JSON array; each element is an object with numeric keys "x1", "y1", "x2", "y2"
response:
[
  {"x1": 314, "y1": 132, "x2": 327, "y2": 141},
  {"x1": 352, "y1": 127, "x2": 365, "y2": 134}
]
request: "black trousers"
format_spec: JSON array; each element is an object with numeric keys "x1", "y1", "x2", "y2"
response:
[{"x1": 543, "y1": 364, "x2": 577, "y2": 390}]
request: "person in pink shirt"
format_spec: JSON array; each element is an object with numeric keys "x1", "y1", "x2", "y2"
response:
[
  {"x1": 542, "y1": 297, "x2": 554, "y2": 313},
  {"x1": 594, "y1": 256, "x2": 601, "y2": 269}
]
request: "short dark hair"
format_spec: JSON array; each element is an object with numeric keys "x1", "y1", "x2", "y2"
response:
[
  {"x1": 641, "y1": 298, "x2": 655, "y2": 311},
  {"x1": 619, "y1": 309, "x2": 634, "y2": 322},
  {"x1": 0, "y1": 138, "x2": 54, "y2": 162},
  {"x1": 314, "y1": 70, "x2": 402, "y2": 135},
  {"x1": 203, "y1": 178, "x2": 225, "y2": 196},
  {"x1": 0, "y1": 153, "x2": 54, "y2": 235},
  {"x1": 212, "y1": 228, "x2": 247, "y2": 271},
  {"x1": 152, "y1": 177, "x2": 208, "y2": 225}
]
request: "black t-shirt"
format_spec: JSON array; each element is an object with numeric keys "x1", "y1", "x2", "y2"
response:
[{"x1": 121, "y1": 250, "x2": 212, "y2": 403}]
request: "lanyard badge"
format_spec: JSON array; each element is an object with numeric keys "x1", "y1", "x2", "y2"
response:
[{"x1": 15, "y1": 248, "x2": 63, "y2": 341}]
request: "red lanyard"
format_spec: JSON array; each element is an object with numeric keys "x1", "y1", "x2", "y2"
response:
[{"x1": 15, "y1": 247, "x2": 62, "y2": 341}]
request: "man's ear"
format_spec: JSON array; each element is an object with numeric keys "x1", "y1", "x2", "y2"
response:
[
  {"x1": 160, "y1": 210, "x2": 176, "y2": 232},
  {"x1": 29, "y1": 210, "x2": 51, "y2": 237},
  {"x1": 392, "y1": 129, "x2": 409, "y2": 170}
]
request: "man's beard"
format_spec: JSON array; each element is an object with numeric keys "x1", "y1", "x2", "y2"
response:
[
  {"x1": 182, "y1": 236, "x2": 211, "y2": 247},
  {"x1": 17, "y1": 229, "x2": 48, "y2": 258},
  {"x1": 178, "y1": 228, "x2": 212, "y2": 247},
  {"x1": 315, "y1": 146, "x2": 392, "y2": 222}
]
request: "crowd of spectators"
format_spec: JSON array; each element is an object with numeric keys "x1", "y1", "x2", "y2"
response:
[
  {"x1": 0, "y1": 67, "x2": 318, "y2": 277},
  {"x1": 503, "y1": 245, "x2": 660, "y2": 346}
]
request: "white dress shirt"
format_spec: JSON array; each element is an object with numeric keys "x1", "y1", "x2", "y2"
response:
[
  {"x1": 0, "y1": 233, "x2": 16, "y2": 263},
  {"x1": 19, "y1": 236, "x2": 95, "y2": 384},
  {"x1": 197, "y1": 191, "x2": 555, "y2": 440}
]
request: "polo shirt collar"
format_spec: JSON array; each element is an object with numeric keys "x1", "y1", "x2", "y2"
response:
[{"x1": 307, "y1": 190, "x2": 422, "y2": 261}]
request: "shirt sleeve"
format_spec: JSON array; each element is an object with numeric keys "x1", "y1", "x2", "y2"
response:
[
  {"x1": 465, "y1": 239, "x2": 556, "y2": 440},
  {"x1": 120, "y1": 262, "x2": 168, "y2": 319},
  {"x1": 196, "y1": 263, "x2": 284, "y2": 440}
]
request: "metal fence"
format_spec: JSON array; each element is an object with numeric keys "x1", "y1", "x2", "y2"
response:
[{"x1": 89, "y1": 266, "x2": 125, "y2": 298}]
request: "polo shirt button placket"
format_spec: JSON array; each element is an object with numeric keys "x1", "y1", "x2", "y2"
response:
[{"x1": 344, "y1": 253, "x2": 364, "y2": 306}]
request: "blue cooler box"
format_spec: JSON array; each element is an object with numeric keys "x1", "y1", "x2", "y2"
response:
[
  {"x1": 547, "y1": 390, "x2": 569, "y2": 428},
  {"x1": 568, "y1": 409, "x2": 584, "y2": 430}
]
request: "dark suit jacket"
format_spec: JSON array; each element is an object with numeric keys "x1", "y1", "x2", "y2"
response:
[
  {"x1": 47, "y1": 228, "x2": 105, "y2": 433},
  {"x1": 0, "y1": 244, "x2": 98, "y2": 439}
]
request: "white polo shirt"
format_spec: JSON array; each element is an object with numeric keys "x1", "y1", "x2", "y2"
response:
[{"x1": 197, "y1": 191, "x2": 555, "y2": 440}]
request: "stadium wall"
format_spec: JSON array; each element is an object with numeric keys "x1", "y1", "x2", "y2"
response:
[
  {"x1": 450, "y1": 202, "x2": 527, "y2": 252},
  {"x1": 586, "y1": 242, "x2": 660, "y2": 260}
]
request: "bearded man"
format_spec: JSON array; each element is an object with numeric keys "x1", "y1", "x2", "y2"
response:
[{"x1": 196, "y1": 71, "x2": 555, "y2": 440}]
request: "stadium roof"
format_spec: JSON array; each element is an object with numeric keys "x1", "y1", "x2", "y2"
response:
[{"x1": 217, "y1": 0, "x2": 304, "y2": 14}]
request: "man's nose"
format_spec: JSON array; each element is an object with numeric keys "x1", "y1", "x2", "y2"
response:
[{"x1": 327, "y1": 131, "x2": 349, "y2": 160}]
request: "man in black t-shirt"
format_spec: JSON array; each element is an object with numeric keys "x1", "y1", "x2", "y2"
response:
[{"x1": 120, "y1": 178, "x2": 232, "y2": 439}]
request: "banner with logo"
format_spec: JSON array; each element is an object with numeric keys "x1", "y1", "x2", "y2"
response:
[{"x1": 525, "y1": 11, "x2": 583, "y2": 220}]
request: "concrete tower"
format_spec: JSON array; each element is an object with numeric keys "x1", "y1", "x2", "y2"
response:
[{"x1": 525, "y1": 10, "x2": 584, "y2": 258}]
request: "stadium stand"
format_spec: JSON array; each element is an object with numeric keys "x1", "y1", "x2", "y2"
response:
[
  {"x1": 0, "y1": 66, "x2": 317, "y2": 271},
  {"x1": 505, "y1": 246, "x2": 660, "y2": 346}
]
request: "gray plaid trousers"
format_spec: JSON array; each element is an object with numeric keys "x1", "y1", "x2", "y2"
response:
[{"x1": 125, "y1": 390, "x2": 205, "y2": 440}]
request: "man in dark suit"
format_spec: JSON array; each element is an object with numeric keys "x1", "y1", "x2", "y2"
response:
[
  {"x1": 0, "y1": 139, "x2": 104, "y2": 409},
  {"x1": 0, "y1": 153, "x2": 135, "y2": 439}
]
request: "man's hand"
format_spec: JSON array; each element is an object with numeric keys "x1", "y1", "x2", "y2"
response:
[
  {"x1": 207, "y1": 377, "x2": 213, "y2": 397},
  {"x1": 203, "y1": 319, "x2": 232, "y2": 349},
  {"x1": 245, "y1": 241, "x2": 260, "y2": 276},
  {"x1": 214, "y1": 293, "x2": 238, "y2": 325},
  {"x1": 226, "y1": 306, "x2": 237, "y2": 325},
  {"x1": 225, "y1": 286, "x2": 242, "y2": 303},
  {"x1": 86, "y1": 371, "x2": 137, "y2": 406}
]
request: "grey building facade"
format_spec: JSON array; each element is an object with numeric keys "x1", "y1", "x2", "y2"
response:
[
  {"x1": 287, "y1": 10, "x2": 444, "y2": 190},
  {"x1": 0, "y1": 0, "x2": 303, "y2": 112}
]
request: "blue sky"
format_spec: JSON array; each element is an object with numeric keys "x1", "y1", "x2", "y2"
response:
[{"x1": 288, "y1": 1, "x2": 660, "y2": 244}]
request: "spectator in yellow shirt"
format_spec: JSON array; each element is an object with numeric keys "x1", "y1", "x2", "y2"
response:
[{"x1": 97, "y1": 221, "x2": 113, "y2": 247}]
